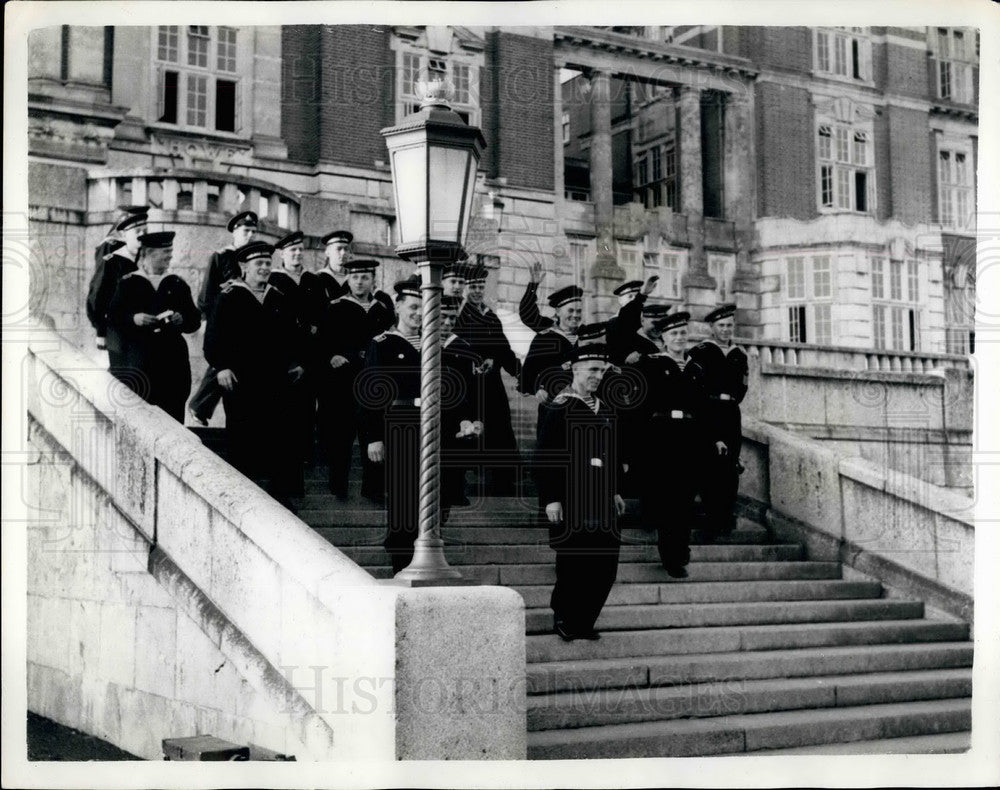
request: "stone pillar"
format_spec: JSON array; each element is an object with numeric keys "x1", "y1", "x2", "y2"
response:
[
  {"x1": 725, "y1": 88, "x2": 761, "y2": 335},
  {"x1": 251, "y1": 27, "x2": 289, "y2": 159},
  {"x1": 679, "y1": 86, "x2": 716, "y2": 310},
  {"x1": 588, "y1": 69, "x2": 624, "y2": 321}
]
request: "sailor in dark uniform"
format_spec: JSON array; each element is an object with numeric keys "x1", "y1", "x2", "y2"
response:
[
  {"x1": 536, "y1": 344, "x2": 626, "y2": 641},
  {"x1": 519, "y1": 261, "x2": 556, "y2": 333},
  {"x1": 204, "y1": 241, "x2": 304, "y2": 503},
  {"x1": 268, "y1": 230, "x2": 316, "y2": 464},
  {"x1": 440, "y1": 294, "x2": 484, "y2": 509},
  {"x1": 441, "y1": 261, "x2": 468, "y2": 299},
  {"x1": 519, "y1": 285, "x2": 583, "y2": 435},
  {"x1": 358, "y1": 277, "x2": 423, "y2": 572},
  {"x1": 605, "y1": 275, "x2": 660, "y2": 360},
  {"x1": 87, "y1": 209, "x2": 147, "y2": 368},
  {"x1": 686, "y1": 303, "x2": 748, "y2": 537},
  {"x1": 627, "y1": 311, "x2": 700, "y2": 576},
  {"x1": 319, "y1": 258, "x2": 396, "y2": 500},
  {"x1": 454, "y1": 264, "x2": 521, "y2": 495},
  {"x1": 300, "y1": 229, "x2": 354, "y2": 329},
  {"x1": 188, "y1": 211, "x2": 258, "y2": 426},
  {"x1": 87, "y1": 204, "x2": 149, "y2": 353},
  {"x1": 106, "y1": 231, "x2": 201, "y2": 422}
]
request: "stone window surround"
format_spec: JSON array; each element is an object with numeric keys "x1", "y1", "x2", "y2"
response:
[
  {"x1": 813, "y1": 96, "x2": 877, "y2": 216},
  {"x1": 929, "y1": 27, "x2": 978, "y2": 106},
  {"x1": 934, "y1": 133, "x2": 975, "y2": 231},
  {"x1": 811, "y1": 27, "x2": 875, "y2": 89},
  {"x1": 150, "y1": 25, "x2": 246, "y2": 138},
  {"x1": 390, "y1": 30, "x2": 483, "y2": 127}
]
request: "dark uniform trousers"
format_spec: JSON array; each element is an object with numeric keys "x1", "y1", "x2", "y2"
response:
[
  {"x1": 383, "y1": 404, "x2": 421, "y2": 574},
  {"x1": 537, "y1": 397, "x2": 622, "y2": 634},
  {"x1": 639, "y1": 413, "x2": 696, "y2": 568}
]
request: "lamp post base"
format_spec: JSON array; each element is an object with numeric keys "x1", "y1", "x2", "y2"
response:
[{"x1": 393, "y1": 534, "x2": 466, "y2": 584}]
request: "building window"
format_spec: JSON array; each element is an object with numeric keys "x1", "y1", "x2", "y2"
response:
[
  {"x1": 642, "y1": 248, "x2": 682, "y2": 299},
  {"x1": 815, "y1": 27, "x2": 871, "y2": 81},
  {"x1": 938, "y1": 147, "x2": 974, "y2": 230},
  {"x1": 217, "y1": 27, "x2": 237, "y2": 72},
  {"x1": 708, "y1": 254, "x2": 735, "y2": 303},
  {"x1": 817, "y1": 122, "x2": 872, "y2": 213},
  {"x1": 155, "y1": 25, "x2": 240, "y2": 134},
  {"x1": 396, "y1": 45, "x2": 480, "y2": 126},
  {"x1": 933, "y1": 27, "x2": 975, "y2": 105},
  {"x1": 871, "y1": 255, "x2": 920, "y2": 351},
  {"x1": 568, "y1": 240, "x2": 590, "y2": 272},
  {"x1": 561, "y1": 111, "x2": 570, "y2": 144},
  {"x1": 784, "y1": 254, "x2": 835, "y2": 344},
  {"x1": 634, "y1": 144, "x2": 677, "y2": 210}
]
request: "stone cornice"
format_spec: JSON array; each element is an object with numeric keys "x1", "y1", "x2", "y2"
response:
[{"x1": 554, "y1": 26, "x2": 758, "y2": 81}]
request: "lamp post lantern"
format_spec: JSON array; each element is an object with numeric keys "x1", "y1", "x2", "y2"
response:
[{"x1": 381, "y1": 79, "x2": 486, "y2": 583}]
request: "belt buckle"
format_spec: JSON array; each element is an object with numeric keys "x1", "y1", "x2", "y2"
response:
[
  {"x1": 719, "y1": 393, "x2": 732, "y2": 401},
  {"x1": 413, "y1": 397, "x2": 421, "y2": 407},
  {"x1": 670, "y1": 409, "x2": 683, "y2": 419},
  {"x1": 590, "y1": 458, "x2": 603, "y2": 468}
]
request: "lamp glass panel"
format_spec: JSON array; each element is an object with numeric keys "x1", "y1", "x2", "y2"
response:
[
  {"x1": 460, "y1": 153, "x2": 479, "y2": 246},
  {"x1": 391, "y1": 145, "x2": 428, "y2": 246},
  {"x1": 427, "y1": 145, "x2": 472, "y2": 243}
]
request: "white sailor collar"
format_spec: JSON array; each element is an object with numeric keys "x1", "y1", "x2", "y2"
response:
[
  {"x1": 544, "y1": 325, "x2": 578, "y2": 344},
  {"x1": 706, "y1": 338, "x2": 741, "y2": 356},
  {"x1": 553, "y1": 389, "x2": 602, "y2": 413}
]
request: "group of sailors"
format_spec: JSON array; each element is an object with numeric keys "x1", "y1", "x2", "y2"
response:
[{"x1": 86, "y1": 205, "x2": 748, "y2": 641}]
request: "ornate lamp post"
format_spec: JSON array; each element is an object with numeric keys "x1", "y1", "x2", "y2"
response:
[{"x1": 381, "y1": 80, "x2": 486, "y2": 583}]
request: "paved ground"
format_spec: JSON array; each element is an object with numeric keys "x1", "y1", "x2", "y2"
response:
[{"x1": 27, "y1": 712, "x2": 142, "y2": 761}]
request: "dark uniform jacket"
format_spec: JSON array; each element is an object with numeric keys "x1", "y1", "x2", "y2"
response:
[
  {"x1": 518, "y1": 281, "x2": 555, "y2": 333},
  {"x1": 106, "y1": 271, "x2": 201, "y2": 419},
  {"x1": 204, "y1": 281, "x2": 299, "y2": 418},
  {"x1": 685, "y1": 340, "x2": 748, "y2": 447},
  {"x1": 441, "y1": 333, "x2": 481, "y2": 437},
  {"x1": 536, "y1": 390, "x2": 623, "y2": 549},
  {"x1": 197, "y1": 247, "x2": 241, "y2": 317},
  {"x1": 302, "y1": 270, "x2": 394, "y2": 331},
  {"x1": 357, "y1": 329, "x2": 421, "y2": 447},
  {"x1": 321, "y1": 294, "x2": 396, "y2": 375},
  {"x1": 87, "y1": 251, "x2": 139, "y2": 349},
  {"x1": 519, "y1": 327, "x2": 577, "y2": 398}
]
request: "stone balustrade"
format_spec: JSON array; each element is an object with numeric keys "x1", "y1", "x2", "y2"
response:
[
  {"x1": 87, "y1": 169, "x2": 301, "y2": 230},
  {"x1": 743, "y1": 338, "x2": 971, "y2": 374}
]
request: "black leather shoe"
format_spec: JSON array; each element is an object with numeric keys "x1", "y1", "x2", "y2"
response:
[
  {"x1": 665, "y1": 565, "x2": 689, "y2": 579},
  {"x1": 554, "y1": 620, "x2": 576, "y2": 642}
]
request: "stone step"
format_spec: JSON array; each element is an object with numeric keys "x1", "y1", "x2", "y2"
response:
[
  {"x1": 526, "y1": 619, "x2": 969, "y2": 664},
  {"x1": 524, "y1": 598, "x2": 924, "y2": 635},
  {"x1": 526, "y1": 698, "x2": 971, "y2": 758},
  {"x1": 513, "y1": 579, "x2": 884, "y2": 609},
  {"x1": 755, "y1": 730, "x2": 971, "y2": 754},
  {"x1": 362, "y1": 560, "x2": 842, "y2": 586},
  {"x1": 527, "y1": 668, "x2": 972, "y2": 731},
  {"x1": 526, "y1": 641, "x2": 974, "y2": 695},
  {"x1": 336, "y1": 543, "x2": 802, "y2": 567}
]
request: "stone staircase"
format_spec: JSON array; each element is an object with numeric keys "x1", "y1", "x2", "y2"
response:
[{"x1": 193, "y1": 431, "x2": 973, "y2": 757}]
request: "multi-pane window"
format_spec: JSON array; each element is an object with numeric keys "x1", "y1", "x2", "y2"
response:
[
  {"x1": 815, "y1": 27, "x2": 871, "y2": 81},
  {"x1": 817, "y1": 122, "x2": 872, "y2": 213},
  {"x1": 634, "y1": 144, "x2": 677, "y2": 210},
  {"x1": 938, "y1": 148, "x2": 974, "y2": 230},
  {"x1": 871, "y1": 255, "x2": 920, "y2": 351},
  {"x1": 158, "y1": 25, "x2": 178, "y2": 61},
  {"x1": 397, "y1": 47, "x2": 480, "y2": 125},
  {"x1": 568, "y1": 240, "x2": 590, "y2": 272},
  {"x1": 155, "y1": 25, "x2": 240, "y2": 133},
  {"x1": 217, "y1": 27, "x2": 237, "y2": 72},
  {"x1": 785, "y1": 255, "x2": 834, "y2": 344},
  {"x1": 708, "y1": 254, "x2": 735, "y2": 303},
  {"x1": 642, "y1": 249, "x2": 681, "y2": 298},
  {"x1": 933, "y1": 27, "x2": 975, "y2": 104}
]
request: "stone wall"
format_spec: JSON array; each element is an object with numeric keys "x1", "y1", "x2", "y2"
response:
[
  {"x1": 739, "y1": 419, "x2": 974, "y2": 625},
  {"x1": 22, "y1": 323, "x2": 526, "y2": 760}
]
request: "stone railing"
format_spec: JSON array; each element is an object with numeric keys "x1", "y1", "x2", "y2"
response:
[
  {"x1": 743, "y1": 338, "x2": 972, "y2": 374},
  {"x1": 739, "y1": 418, "x2": 974, "y2": 626},
  {"x1": 22, "y1": 322, "x2": 524, "y2": 761},
  {"x1": 87, "y1": 169, "x2": 301, "y2": 230}
]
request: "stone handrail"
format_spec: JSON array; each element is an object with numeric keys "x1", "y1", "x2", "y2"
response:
[
  {"x1": 22, "y1": 323, "x2": 524, "y2": 760},
  {"x1": 87, "y1": 168, "x2": 300, "y2": 230},
  {"x1": 742, "y1": 338, "x2": 971, "y2": 374}
]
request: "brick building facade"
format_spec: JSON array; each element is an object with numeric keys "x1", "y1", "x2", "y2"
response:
[{"x1": 27, "y1": 24, "x2": 979, "y2": 359}]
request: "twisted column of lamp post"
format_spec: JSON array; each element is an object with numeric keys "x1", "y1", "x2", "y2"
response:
[{"x1": 396, "y1": 262, "x2": 461, "y2": 580}]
